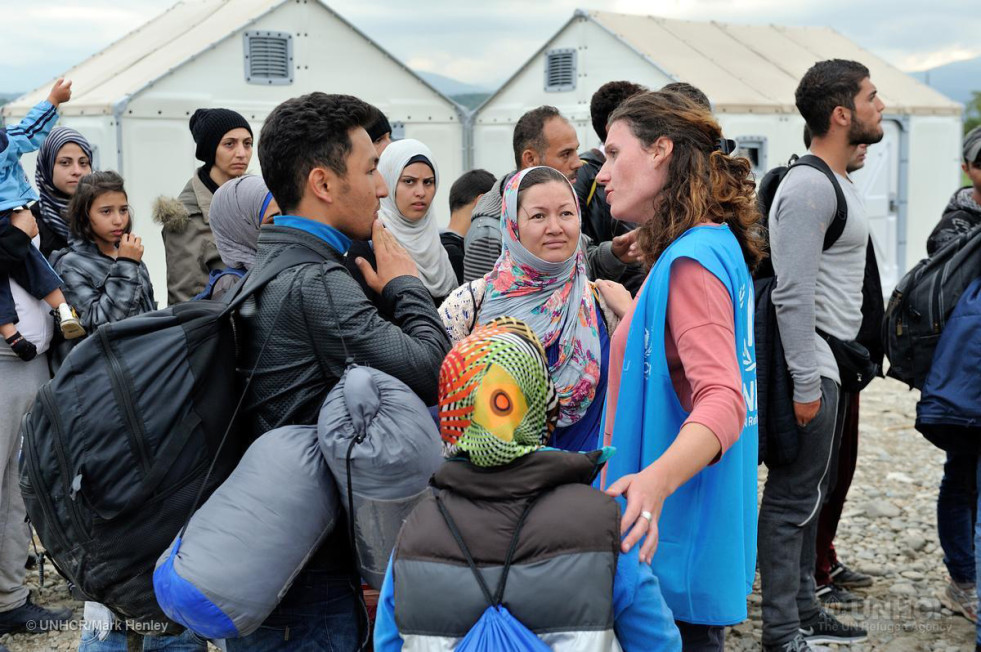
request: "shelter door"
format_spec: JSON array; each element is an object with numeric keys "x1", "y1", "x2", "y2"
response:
[{"x1": 852, "y1": 120, "x2": 900, "y2": 296}]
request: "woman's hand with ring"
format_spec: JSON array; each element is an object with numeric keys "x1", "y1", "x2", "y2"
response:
[{"x1": 604, "y1": 465, "x2": 671, "y2": 563}]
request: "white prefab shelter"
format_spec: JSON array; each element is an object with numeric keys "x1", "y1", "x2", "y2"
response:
[
  {"x1": 2, "y1": 0, "x2": 466, "y2": 304},
  {"x1": 473, "y1": 9, "x2": 964, "y2": 292}
]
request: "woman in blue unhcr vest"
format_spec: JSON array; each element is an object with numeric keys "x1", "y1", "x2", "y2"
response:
[{"x1": 593, "y1": 90, "x2": 762, "y2": 651}]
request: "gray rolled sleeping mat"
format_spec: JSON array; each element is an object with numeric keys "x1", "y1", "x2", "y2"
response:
[
  {"x1": 318, "y1": 365, "x2": 443, "y2": 590},
  {"x1": 153, "y1": 425, "x2": 339, "y2": 639}
]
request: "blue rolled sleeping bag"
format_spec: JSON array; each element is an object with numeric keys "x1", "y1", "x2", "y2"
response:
[
  {"x1": 318, "y1": 365, "x2": 443, "y2": 589},
  {"x1": 153, "y1": 425, "x2": 339, "y2": 639}
]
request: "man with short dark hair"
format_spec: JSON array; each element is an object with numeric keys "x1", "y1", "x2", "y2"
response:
[
  {"x1": 510, "y1": 105, "x2": 581, "y2": 180},
  {"x1": 229, "y1": 92, "x2": 450, "y2": 651},
  {"x1": 759, "y1": 59, "x2": 883, "y2": 651},
  {"x1": 365, "y1": 105, "x2": 393, "y2": 155},
  {"x1": 661, "y1": 81, "x2": 711, "y2": 110},
  {"x1": 441, "y1": 169, "x2": 495, "y2": 282},
  {"x1": 804, "y1": 123, "x2": 877, "y2": 610}
]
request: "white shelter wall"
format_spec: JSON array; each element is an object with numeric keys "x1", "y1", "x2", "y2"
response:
[
  {"x1": 474, "y1": 19, "x2": 672, "y2": 176},
  {"x1": 904, "y1": 116, "x2": 963, "y2": 268}
]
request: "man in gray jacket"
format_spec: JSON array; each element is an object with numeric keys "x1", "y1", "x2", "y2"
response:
[
  {"x1": 462, "y1": 105, "x2": 640, "y2": 283},
  {"x1": 759, "y1": 60, "x2": 884, "y2": 652},
  {"x1": 230, "y1": 92, "x2": 450, "y2": 652}
]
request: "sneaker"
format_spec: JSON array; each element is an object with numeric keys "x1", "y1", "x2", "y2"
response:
[
  {"x1": 816, "y1": 583, "x2": 863, "y2": 609},
  {"x1": 0, "y1": 596, "x2": 72, "y2": 634},
  {"x1": 763, "y1": 634, "x2": 827, "y2": 652},
  {"x1": 829, "y1": 561, "x2": 873, "y2": 588},
  {"x1": 57, "y1": 303, "x2": 85, "y2": 340},
  {"x1": 764, "y1": 634, "x2": 817, "y2": 652},
  {"x1": 940, "y1": 577, "x2": 978, "y2": 623},
  {"x1": 800, "y1": 609, "x2": 868, "y2": 645}
]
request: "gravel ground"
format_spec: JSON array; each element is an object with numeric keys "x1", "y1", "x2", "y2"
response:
[
  {"x1": 2, "y1": 376, "x2": 975, "y2": 651},
  {"x1": 729, "y1": 377, "x2": 976, "y2": 651}
]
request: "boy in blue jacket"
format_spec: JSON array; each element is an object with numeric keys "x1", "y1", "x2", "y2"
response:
[{"x1": 0, "y1": 78, "x2": 84, "y2": 359}]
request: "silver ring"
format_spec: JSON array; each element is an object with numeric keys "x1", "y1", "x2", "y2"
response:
[{"x1": 640, "y1": 510, "x2": 653, "y2": 523}]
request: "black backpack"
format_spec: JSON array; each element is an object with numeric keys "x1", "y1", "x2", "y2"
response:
[
  {"x1": 19, "y1": 245, "x2": 322, "y2": 632},
  {"x1": 756, "y1": 155, "x2": 848, "y2": 279},
  {"x1": 753, "y1": 156, "x2": 846, "y2": 466},
  {"x1": 753, "y1": 155, "x2": 883, "y2": 465},
  {"x1": 883, "y1": 222, "x2": 981, "y2": 389}
]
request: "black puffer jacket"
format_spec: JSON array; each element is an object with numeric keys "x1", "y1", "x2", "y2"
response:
[
  {"x1": 239, "y1": 225, "x2": 450, "y2": 440},
  {"x1": 928, "y1": 187, "x2": 981, "y2": 256}
]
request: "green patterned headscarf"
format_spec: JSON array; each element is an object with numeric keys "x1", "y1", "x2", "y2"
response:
[{"x1": 438, "y1": 317, "x2": 559, "y2": 467}]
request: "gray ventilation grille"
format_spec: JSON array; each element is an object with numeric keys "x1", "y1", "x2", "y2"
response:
[
  {"x1": 244, "y1": 31, "x2": 293, "y2": 85},
  {"x1": 545, "y1": 49, "x2": 577, "y2": 92}
]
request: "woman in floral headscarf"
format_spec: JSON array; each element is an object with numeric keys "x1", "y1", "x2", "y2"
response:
[{"x1": 439, "y1": 166, "x2": 621, "y2": 453}]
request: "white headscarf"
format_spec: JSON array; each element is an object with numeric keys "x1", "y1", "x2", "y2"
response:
[{"x1": 378, "y1": 139, "x2": 458, "y2": 298}]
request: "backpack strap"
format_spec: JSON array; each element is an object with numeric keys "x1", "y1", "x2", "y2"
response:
[
  {"x1": 433, "y1": 488, "x2": 540, "y2": 609},
  {"x1": 586, "y1": 178, "x2": 599, "y2": 208},
  {"x1": 222, "y1": 245, "x2": 325, "y2": 312},
  {"x1": 793, "y1": 154, "x2": 849, "y2": 251},
  {"x1": 178, "y1": 245, "x2": 325, "y2": 537},
  {"x1": 466, "y1": 281, "x2": 484, "y2": 333}
]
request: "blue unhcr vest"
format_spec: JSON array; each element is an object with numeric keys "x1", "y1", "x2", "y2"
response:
[{"x1": 605, "y1": 224, "x2": 758, "y2": 625}]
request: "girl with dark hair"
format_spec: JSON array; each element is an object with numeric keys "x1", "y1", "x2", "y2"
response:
[
  {"x1": 440, "y1": 165, "x2": 621, "y2": 453},
  {"x1": 595, "y1": 90, "x2": 762, "y2": 650},
  {"x1": 51, "y1": 171, "x2": 155, "y2": 333}
]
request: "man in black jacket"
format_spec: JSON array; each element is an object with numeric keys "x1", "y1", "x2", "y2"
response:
[
  {"x1": 230, "y1": 92, "x2": 450, "y2": 652},
  {"x1": 574, "y1": 81, "x2": 652, "y2": 294},
  {"x1": 928, "y1": 126, "x2": 981, "y2": 256}
]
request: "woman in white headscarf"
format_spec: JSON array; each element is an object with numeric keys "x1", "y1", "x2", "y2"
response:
[{"x1": 377, "y1": 139, "x2": 460, "y2": 303}]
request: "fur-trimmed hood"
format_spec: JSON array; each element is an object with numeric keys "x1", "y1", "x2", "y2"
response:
[
  {"x1": 152, "y1": 173, "x2": 213, "y2": 233},
  {"x1": 152, "y1": 196, "x2": 190, "y2": 233}
]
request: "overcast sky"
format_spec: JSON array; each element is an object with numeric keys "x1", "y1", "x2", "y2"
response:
[{"x1": 2, "y1": 0, "x2": 979, "y2": 93}]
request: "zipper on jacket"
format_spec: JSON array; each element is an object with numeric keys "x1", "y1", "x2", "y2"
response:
[
  {"x1": 39, "y1": 385, "x2": 89, "y2": 539},
  {"x1": 21, "y1": 414, "x2": 73, "y2": 554},
  {"x1": 938, "y1": 261, "x2": 952, "y2": 330},
  {"x1": 929, "y1": 263, "x2": 946, "y2": 333},
  {"x1": 99, "y1": 328, "x2": 152, "y2": 475}
]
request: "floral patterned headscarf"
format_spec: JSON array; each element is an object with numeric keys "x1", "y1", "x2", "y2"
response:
[
  {"x1": 438, "y1": 317, "x2": 559, "y2": 467},
  {"x1": 478, "y1": 167, "x2": 601, "y2": 427}
]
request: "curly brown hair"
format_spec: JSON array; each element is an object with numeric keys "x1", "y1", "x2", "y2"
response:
[{"x1": 608, "y1": 91, "x2": 764, "y2": 270}]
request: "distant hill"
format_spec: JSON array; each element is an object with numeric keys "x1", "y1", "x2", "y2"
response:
[
  {"x1": 910, "y1": 57, "x2": 981, "y2": 105},
  {"x1": 0, "y1": 92, "x2": 22, "y2": 107},
  {"x1": 416, "y1": 71, "x2": 491, "y2": 98},
  {"x1": 451, "y1": 92, "x2": 492, "y2": 111}
]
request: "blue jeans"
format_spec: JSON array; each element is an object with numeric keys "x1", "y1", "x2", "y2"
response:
[
  {"x1": 939, "y1": 452, "x2": 977, "y2": 584},
  {"x1": 78, "y1": 628, "x2": 208, "y2": 651},
  {"x1": 224, "y1": 568, "x2": 361, "y2": 652}
]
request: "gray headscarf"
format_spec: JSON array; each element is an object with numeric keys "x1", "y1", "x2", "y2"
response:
[
  {"x1": 209, "y1": 175, "x2": 272, "y2": 270},
  {"x1": 36, "y1": 127, "x2": 94, "y2": 240}
]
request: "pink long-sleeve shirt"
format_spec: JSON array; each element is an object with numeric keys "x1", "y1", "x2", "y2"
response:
[{"x1": 604, "y1": 255, "x2": 746, "y2": 459}]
